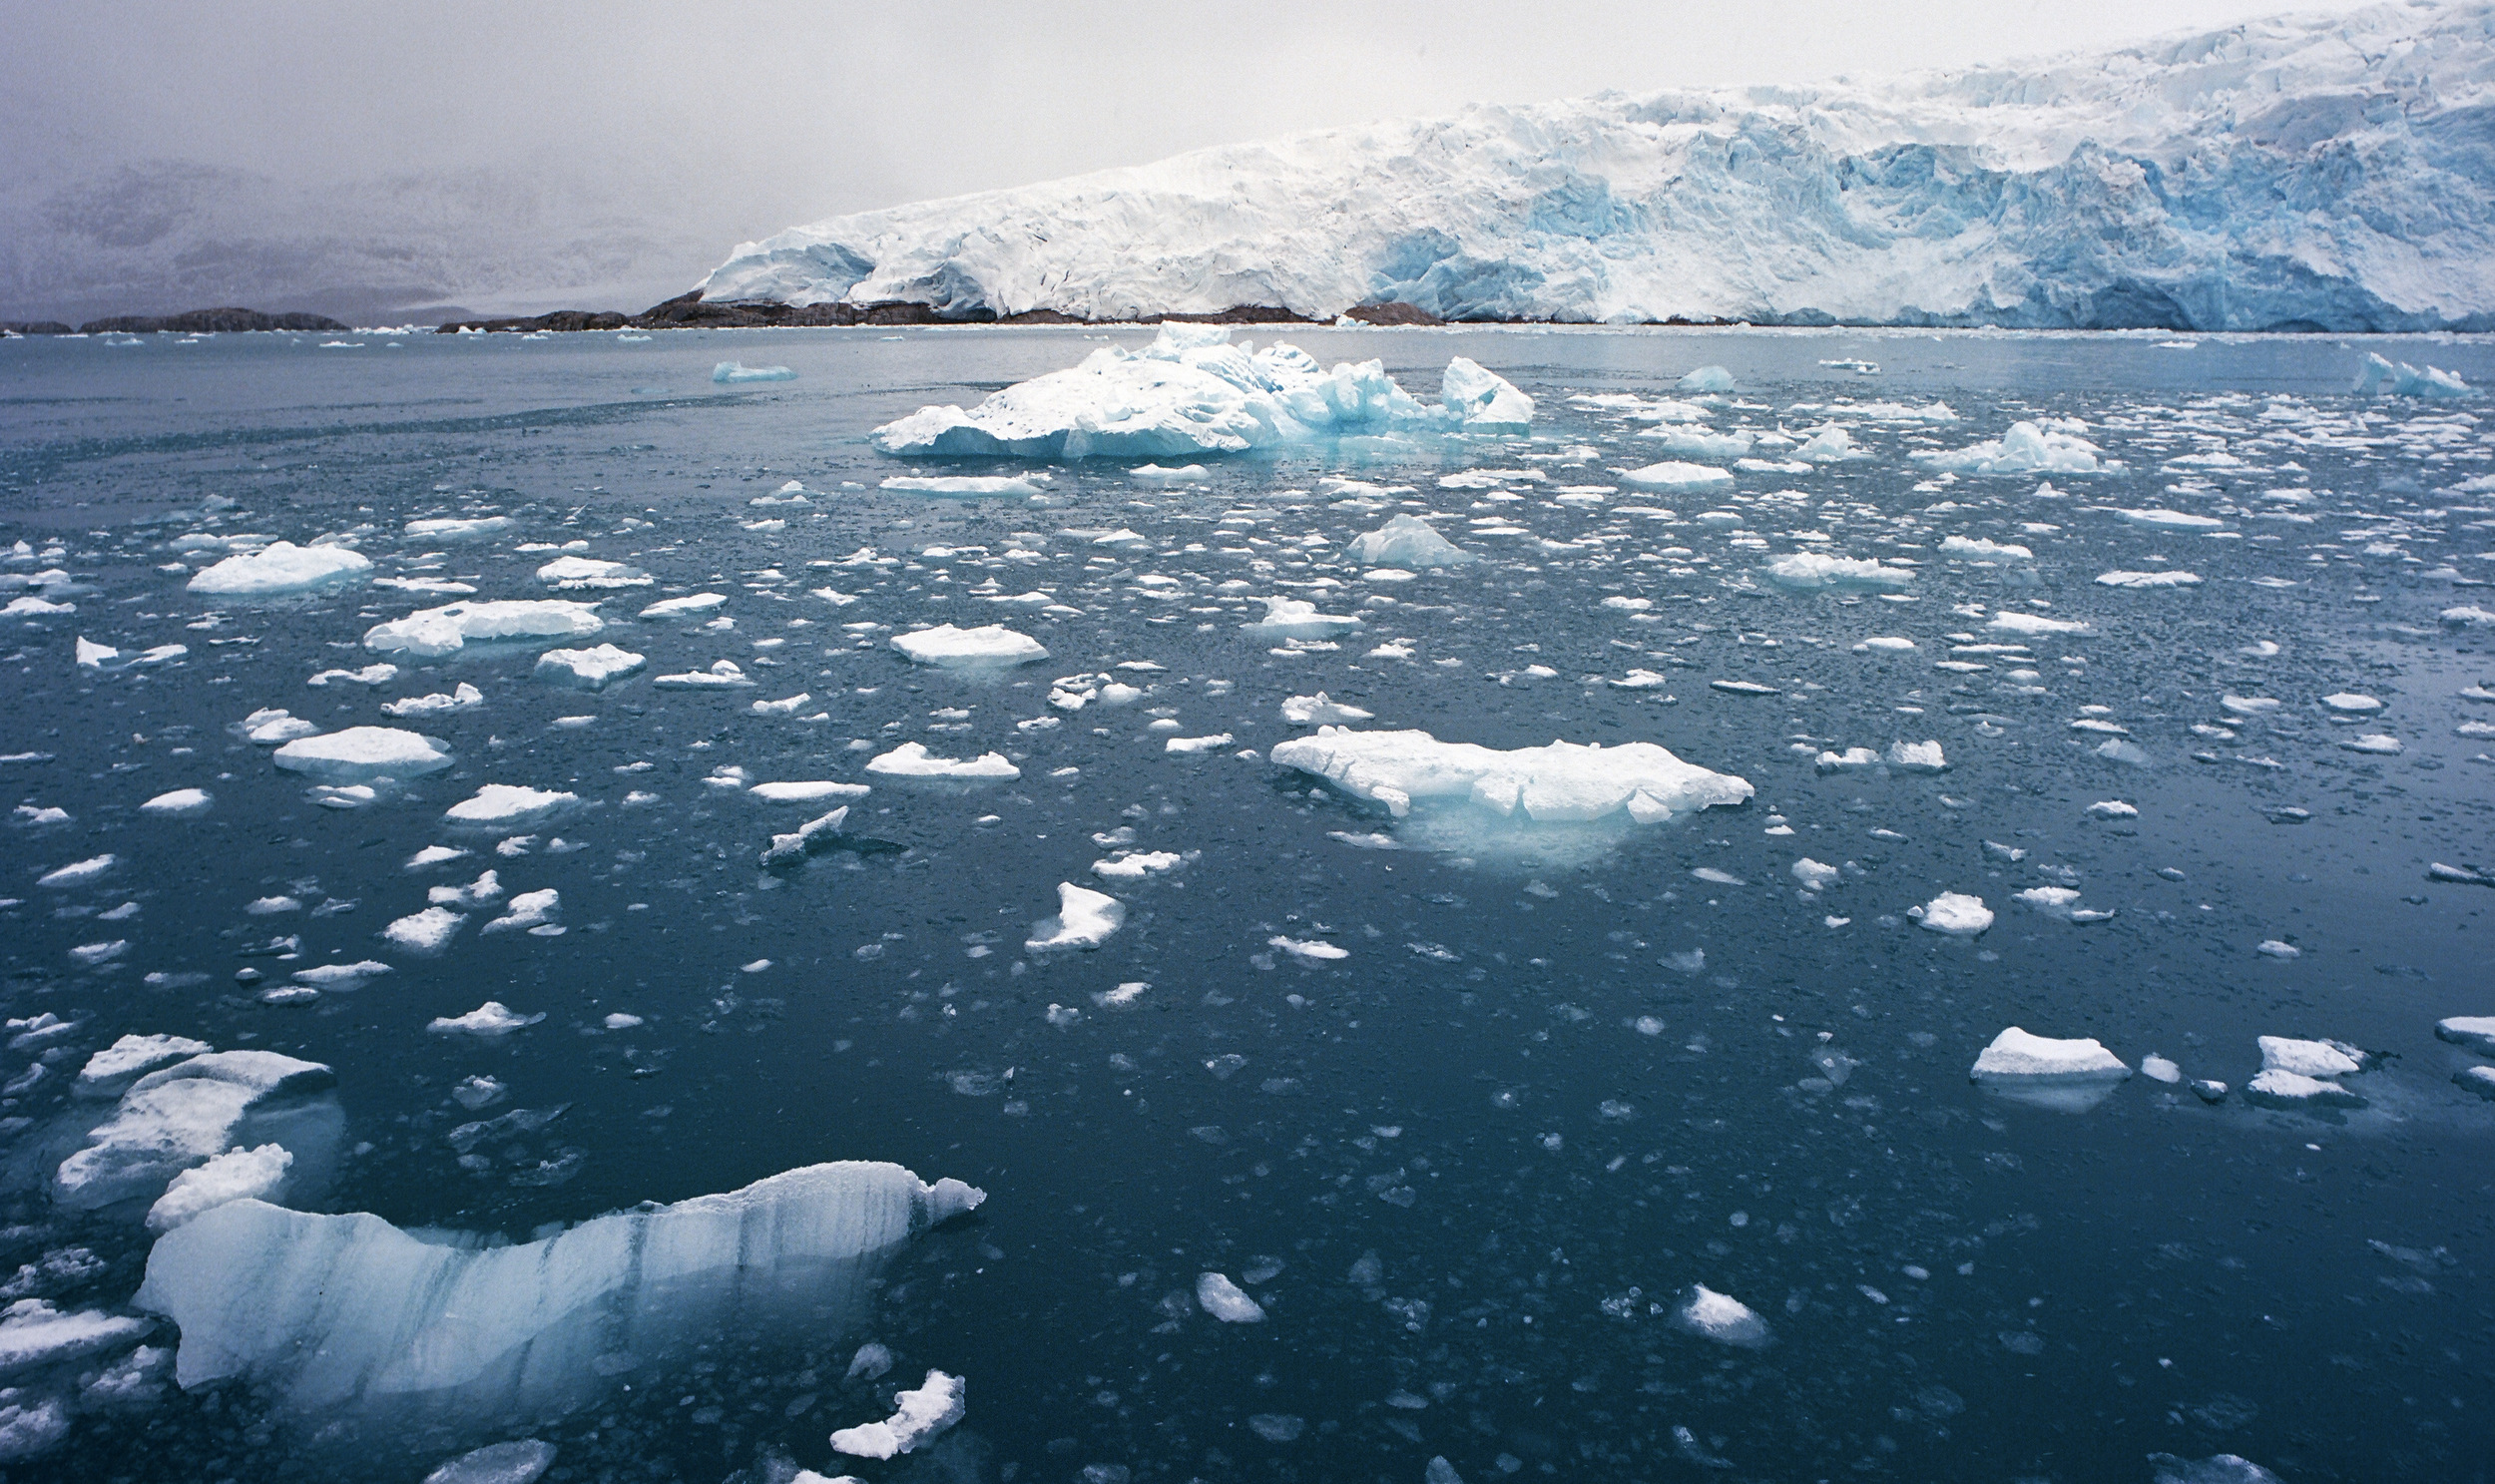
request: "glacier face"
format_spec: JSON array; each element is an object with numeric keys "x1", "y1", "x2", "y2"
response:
[{"x1": 700, "y1": 2, "x2": 2495, "y2": 331}]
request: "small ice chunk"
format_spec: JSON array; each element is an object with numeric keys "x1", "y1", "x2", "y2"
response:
[
  {"x1": 1759, "y1": 553, "x2": 1912, "y2": 592},
  {"x1": 2455, "y1": 1066, "x2": 2495, "y2": 1101},
  {"x1": 54, "y1": 1050, "x2": 334, "y2": 1209},
  {"x1": 2244, "y1": 1068, "x2": 2366, "y2": 1110},
  {"x1": 536, "y1": 557, "x2": 651, "y2": 590},
  {"x1": 140, "y1": 787, "x2": 214, "y2": 816},
  {"x1": 382, "y1": 683, "x2": 485, "y2": 719},
  {"x1": 2095, "y1": 569, "x2": 2202, "y2": 588},
  {"x1": 2339, "y1": 734, "x2": 2401, "y2": 754},
  {"x1": 1915, "y1": 421, "x2": 2116, "y2": 476},
  {"x1": 829, "y1": 1369, "x2": 965, "y2": 1459},
  {"x1": 2434, "y1": 1016, "x2": 2495, "y2": 1056},
  {"x1": 426, "y1": 1001, "x2": 544, "y2": 1036},
  {"x1": 363, "y1": 599, "x2": 604, "y2": 659},
  {"x1": 2141, "y1": 1054, "x2": 2184, "y2": 1084},
  {"x1": 1791, "y1": 858, "x2": 1840, "y2": 891},
  {"x1": 1987, "y1": 611, "x2": 2088, "y2": 636},
  {"x1": 38, "y1": 853, "x2": 116, "y2": 887},
  {"x1": 2149, "y1": 1453, "x2": 2285, "y2": 1484},
  {"x1": 1094, "y1": 850, "x2": 1186, "y2": 879},
  {"x1": 1621, "y1": 461, "x2": 1735, "y2": 493},
  {"x1": 1346, "y1": 514, "x2": 1472, "y2": 568},
  {"x1": 1969, "y1": 1027, "x2": 2130, "y2": 1084},
  {"x1": 639, "y1": 593, "x2": 728, "y2": 618},
  {"x1": 1281, "y1": 692, "x2": 1373, "y2": 726},
  {"x1": 2013, "y1": 886, "x2": 2084, "y2": 920},
  {"x1": 1673, "y1": 1284, "x2": 1771, "y2": 1348},
  {"x1": 2087, "y1": 800, "x2": 2138, "y2": 818},
  {"x1": 1130, "y1": 463, "x2": 1211, "y2": 483},
  {"x1": 146, "y1": 1145, "x2": 293, "y2": 1233},
  {"x1": 272, "y1": 728, "x2": 453, "y2": 782},
  {"x1": 1852, "y1": 636, "x2": 1915, "y2": 653},
  {"x1": 445, "y1": 785, "x2": 578, "y2": 826},
  {"x1": 1939, "y1": 535, "x2": 2033, "y2": 561},
  {"x1": 846, "y1": 1342, "x2": 894, "y2": 1381},
  {"x1": 2256, "y1": 1036, "x2": 2361, "y2": 1079},
  {"x1": 749, "y1": 781, "x2": 871, "y2": 803},
  {"x1": 384, "y1": 907, "x2": 466, "y2": 954},
  {"x1": 1195, "y1": 1272, "x2": 1266, "y2": 1322},
  {"x1": 1677, "y1": 365, "x2": 1735, "y2": 393},
  {"x1": 866, "y1": 742, "x2": 1019, "y2": 780},
  {"x1": 890, "y1": 624, "x2": 1048, "y2": 668},
  {"x1": 0, "y1": 1299, "x2": 154, "y2": 1378},
  {"x1": 881, "y1": 475, "x2": 1044, "y2": 497},
  {"x1": 1245, "y1": 597, "x2": 1362, "y2": 640},
  {"x1": 1268, "y1": 935, "x2": 1348, "y2": 962},
  {"x1": 480, "y1": 888, "x2": 560, "y2": 935},
  {"x1": 1026, "y1": 882, "x2": 1125, "y2": 952},
  {"x1": 74, "y1": 1034, "x2": 213, "y2": 1100},
  {"x1": 760, "y1": 807, "x2": 849, "y2": 868},
  {"x1": 1270, "y1": 727, "x2": 1750, "y2": 823},
  {"x1": 403, "y1": 516, "x2": 512, "y2": 540},
  {"x1": 289, "y1": 960, "x2": 391, "y2": 989},
  {"x1": 713, "y1": 361, "x2": 796, "y2": 383},
  {"x1": 421, "y1": 1440, "x2": 559, "y2": 1484},
  {"x1": 1885, "y1": 740, "x2": 1945, "y2": 771},
  {"x1": 535, "y1": 645, "x2": 645, "y2": 689},
  {"x1": 1909, "y1": 892, "x2": 1992, "y2": 936},
  {"x1": 2320, "y1": 692, "x2": 2381, "y2": 713},
  {"x1": 1165, "y1": 733, "x2": 1234, "y2": 753},
  {"x1": 187, "y1": 542, "x2": 372, "y2": 597}
]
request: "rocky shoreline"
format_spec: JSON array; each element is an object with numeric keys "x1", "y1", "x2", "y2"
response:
[
  {"x1": 429, "y1": 291, "x2": 1447, "y2": 333},
  {"x1": 0, "y1": 307, "x2": 350, "y2": 335}
]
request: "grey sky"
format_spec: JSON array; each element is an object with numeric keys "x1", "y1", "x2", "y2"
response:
[{"x1": 1, "y1": 0, "x2": 2373, "y2": 321}]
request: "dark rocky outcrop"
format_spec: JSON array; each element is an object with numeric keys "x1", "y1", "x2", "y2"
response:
[
  {"x1": 76, "y1": 307, "x2": 349, "y2": 333},
  {"x1": 1, "y1": 321, "x2": 75, "y2": 335},
  {"x1": 1341, "y1": 301, "x2": 1444, "y2": 326}
]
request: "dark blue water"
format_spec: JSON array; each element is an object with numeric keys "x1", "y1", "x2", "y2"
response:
[{"x1": 2, "y1": 323, "x2": 2492, "y2": 1484}]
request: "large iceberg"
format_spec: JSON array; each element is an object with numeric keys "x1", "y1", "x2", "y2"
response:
[
  {"x1": 134, "y1": 1162, "x2": 983, "y2": 1416},
  {"x1": 869, "y1": 324, "x2": 1532, "y2": 458},
  {"x1": 695, "y1": 5, "x2": 2495, "y2": 331},
  {"x1": 1270, "y1": 728, "x2": 1751, "y2": 823}
]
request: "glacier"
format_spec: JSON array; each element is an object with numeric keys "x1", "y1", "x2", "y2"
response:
[{"x1": 698, "y1": 2, "x2": 2495, "y2": 330}]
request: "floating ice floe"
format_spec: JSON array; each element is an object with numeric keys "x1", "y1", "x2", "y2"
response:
[
  {"x1": 1792, "y1": 858, "x2": 1841, "y2": 891},
  {"x1": 139, "y1": 787, "x2": 212, "y2": 816},
  {"x1": 2, "y1": 595, "x2": 74, "y2": 616},
  {"x1": 2257, "y1": 1035, "x2": 2366, "y2": 1079},
  {"x1": 713, "y1": 361, "x2": 796, "y2": 383},
  {"x1": 881, "y1": 474, "x2": 1044, "y2": 497},
  {"x1": 748, "y1": 780, "x2": 871, "y2": 803},
  {"x1": 75, "y1": 638, "x2": 186, "y2": 670},
  {"x1": 1913, "y1": 420, "x2": 2116, "y2": 475},
  {"x1": 1758, "y1": 553, "x2": 1913, "y2": 592},
  {"x1": 1987, "y1": 610, "x2": 2088, "y2": 636},
  {"x1": 1267, "y1": 934, "x2": 1347, "y2": 961},
  {"x1": 55, "y1": 1048, "x2": 336, "y2": 1211},
  {"x1": 2442, "y1": 604, "x2": 2495, "y2": 626},
  {"x1": 1165, "y1": 734, "x2": 1234, "y2": 753},
  {"x1": 480, "y1": 889, "x2": 559, "y2": 935},
  {"x1": 1621, "y1": 461, "x2": 1735, "y2": 493},
  {"x1": 2320, "y1": 692, "x2": 2381, "y2": 713},
  {"x1": 427, "y1": 1002, "x2": 544, "y2": 1036},
  {"x1": 135, "y1": 1162, "x2": 982, "y2": 1414},
  {"x1": 2339, "y1": 734, "x2": 2402, "y2": 754},
  {"x1": 535, "y1": 644, "x2": 644, "y2": 689},
  {"x1": 1281, "y1": 692, "x2": 1373, "y2": 726},
  {"x1": 2245, "y1": 1068, "x2": 2366, "y2": 1110},
  {"x1": 1938, "y1": 535, "x2": 2032, "y2": 561},
  {"x1": 186, "y1": 542, "x2": 372, "y2": 597},
  {"x1": 2352, "y1": 351, "x2": 2469, "y2": 399},
  {"x1": 2115, "y1": 508, "x2": 2224, "y2": 530},
  {"x1": 1026, "y1": 883, "x2": 1125, "y2": 951},
  {"x1": 421, "y1": 1441, "x2": 558, "y2": 1484},
  {"x1": 1678, "y1": 366, "x2": 1735, "y2": 393},
  {"x1": 639, "y1": 593, "x2": 728, "y2": 618},
  {"x1": 1132, "y1": 462, "x2": 1211, "y2": 483},
  {"x1": 364, "y1": 600, "x2": 604, "y2": 658},
  {"x1": 866, "y1": 742, "x2": 1019, "y2": 780},
  {"x1": 1852, "y1": 637, "x2": 1915, "y2": 653},
  {"x1": 237, "y1": 708, "x2": 319, "y2": 742},
  {"x1": 1196, "y1": 1272, "x2": 1265, "y2": 1322},
  {"x1": 1246, "y1": 597, "x2": 1362, "y2": 640},
  {"x1": 2435, "y1": 1016, "x2": 2495, "y2": 1055},
  {"x1": 1673, "y1": 1284, "x2": 1770, "y2": 1348},
  {"x1": 0, "y1": 1300, "x2": 154, "y2": 1377},
  {"x1": 890, "y1": 624, "x2": 1048, "y2": 668},
  {"x1": 272, "y1": 728, "x2": 454, "y2": 782},
  {"x1": 535, "y1": 557, "x2": 650, "y2": 590},
  {"x1": 2012, "y1": 886, "x2": 2113, "y2": 923},
  {"x1": 146, "y1": 1145, "x2": 292, "y2": 1233},
  {"x1": 1910, "y1": 891, "x2": 1993, "y2": 935},
  {"x1": 383, "y1": 683, "x2": 484, "y2": 719},
  {"x1": 760, "y1": 807, "x2": 848, "y2": 867},
  {"x1": 1271, "y1": 727, "x2": 1750, "y2": 824},
  {"x1": 404, "y1": 516, "x2": 512, "y2": 540},
  {"x1": 869, "y1": 324, "x2": 1530, "y2": 458},
  {"x1": 74, "y1": 1035, "x2": 213, "y2": 1099},
  {"x1": 1970, "y1": 1027, "x2": 2130, "y2": 1085},
  {"x1": 654, "y1": 660, "x2": 754, "y2": 689},
  {"x1": 831, "y1": 1369, "x2": 968, "y2": 1459},
  {"x1": 2096, "y1": 569, "x2": 2202, "y2": 588},
  {"x1": 445, "y1": 785, "x2": 578, "y2": 826},
  {"x1": 384, "y1": 907, "x2": 466, "y2": 954},
  {"x1": 1347, "y1": 513, "x2": 1471, "y2": 568},
  {"x1": 37, "y1": 853, "x2": 115, "y2": 888}
]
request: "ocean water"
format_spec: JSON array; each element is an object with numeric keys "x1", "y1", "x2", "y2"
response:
[{"x1": 2, "y1": 323, "x2": 2493, "y2": 1484}]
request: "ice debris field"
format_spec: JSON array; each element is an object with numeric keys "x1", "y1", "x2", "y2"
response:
[{"x1": 0, "y1": 320, "x2": 2492, "y2": 1484}]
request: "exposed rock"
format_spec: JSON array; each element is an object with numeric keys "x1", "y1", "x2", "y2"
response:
[
  {"x1": 77, "y1": 308, "x2": 348, "y2": 334},
  {"x1": 1342, "y1": 300, "x2": 1445, "y2": 326},
  {"x1": 0, "y1": 321, "x2": 74, "y2": 336}
]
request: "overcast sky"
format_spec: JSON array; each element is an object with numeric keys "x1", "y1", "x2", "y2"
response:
[{"x1": 1, "y1": 0, "x2": 2375, "y2": 319}]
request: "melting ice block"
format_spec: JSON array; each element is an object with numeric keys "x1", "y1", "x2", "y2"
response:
[
  {"x1": 2256, "y1": 1036, "x2": 2363, "y2": 1079},
  {"x1": 1346, "y1": 513, "x2": 1472, "y2": 568},
  {"x1": 1758, "y1": 553, "x2": 1913, "y2": 592},
  {"x1": 1969, "y1": 1027, "x2": 2129, "y2": 1084},
  {"x1": 2434, "y1": 1016, "x2": 2495, "y2": 1056},
  {"x1": 1673, "y1": 1284, "x2": 1771, "y2": 1348},
  {"x1": 134, "y1": 1163, "x2": 983, "y2": 1414},
  {"x1": 186, "y1": 542, "x2": 372, "y2": 597},
  {"x1": 146, "y1": 1144, "x2": 293, "y2": 1233},
  {"x1": 1196, "y1": 1272, "x2": 1265, "y2": 1322},
  {"x1": 1271, "y1": 728, "x2": 1751, "y2": 824},
  {"x1": 271, "y1": 727, "x2": 454, "y2": 783},
  {"x1": 1911, "y1": 892, "x2": 1993, "y2": 935},
  {"x1": 869, "y1": 325, "x2": 1530, "y2": 459},
  {"x1": 713, "y1": 361, "x2": 796, "y2": 383},
  {"x1": 1280, "y1": 692, "x2": 1373, "y2": 726},
  {"x1": 422, "y1": 1440, "x2": 559, "y2": 1484},
  {"x1": 363, "y1": 600, "x2": 604, "y2": 659},
  {"x1": 1245, "y1": 597, "x2": 1362, "y2": 640},
  {"x1": 830, "y1": 1369, "x2": 966, "y2": 1459},
  {"x1": 445, "y1": 784, "x2": 579, "y2": 826},
  {"x1": 1620, "y1": 461, "x2": 1734, "y2": 493},
  {"x1": 1026, "y1": 882, "x2": 1125, "y2": 952},
  {"x1": 890, "y1": 624, "x2": 1048, "y2": 668},
  {"x1": 55, "y1": 1050, "x2": 336, "y2": 1211},
  {"x1": 0, "y1": 1300, "x2": 154, "y2": 1379},
  {"x1": 534, "y1": 644, "x2": 645, "y2": 689},
  {"x1": 866, "y1": 742, "x2": 1019, "y2": 780},
  {"x1": 2245, "y1": 1068, "x2": 2367, "y2": 1110},
  {"x1": 535, "y1": 557, "x2": 650, "y2": 590},
  {"x1": 1913, "y1": 421, "x2": 2116, "y2": 475}
]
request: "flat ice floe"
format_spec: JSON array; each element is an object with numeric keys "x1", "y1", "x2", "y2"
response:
[
  {"x1": 1280, "y1": 692, "x2": 1373, "y2": 726},
  {"x1": 1673, "y1": 1284, "x2": 1771, "y2": 1348},
  {"x1": 1026, "y1": 882, "x2": 1126, "y2": 951},
  {"x1": 1245, "y1": 597, "x2": 1362, "y2": 640},
  {"x1": 1986, "y1": 611, "x2": 2088, "y2": 636},
  {"x1": 712, "y1": 361, "x2": 795, "y2": 383},
  {"x1": 2434, "y1": 1016, "x2": 2495, "y2": 1055},
  {"x1": 869, "y1": 324, "x2": 1531, "y2": 458},
  {"x1": 427, "y1": 1002, "x2": 544, "y2": 1036},
  {"x1": 364, "y1": 600, "x2": 604, "y2": 658},
  {"x1": 138, "y1": 787, "x2": 212, "y2": 816},
  {"x1": 1195, "y1": 1272, "x2": 1266, "y2": 1322},
  {"x1": 271, "y1": 728, "x2": 454, "y2": 783},
  {"x1": 186, "y1": 542, "x2": 372, "y2": 597},
  {"x1": 1620, "y1": 461, "x2": 1735, "y2": 493},
  {"x1": 2096, "y1": 569, "x2": 2203, "y2": 588},
  {"x1": 1913, "y1": 421, "x2": 2116, "y2": 475},
  {"x1": 890, "y1": 624, "x2": 1048, "y2": 668},
  {"x1": 444, "y1": 784, "x2": 579, "y2": 826},
  {"x1": 55, "y1": 1048, "x2": 336, "y2": 1211},
  {"x1": 830, "y1": 1368, "x2": 967, "y2": 1459},
  {"x1": 748, "y1": 780, "x2": 872, "y2": 802},
  {"x1": 1270, "y1": 728, "x2": 1751, "y2": 824},
  {"x1": 534, "y1": 644, "x2": 645, "y2": 689},
  {"x1": 535, "y1": 557, "x2": 650, "y2": 590},
  {"x1": 1969, "y1": 1027, "x2": 2130, "y2": 1083},
  {"x1": 134, "y1": 1163, "x2": 982, "y2": 1414},
  {"x1": 146, "y1": 1145, "x2": 292, "y2": 1233},
  {"x1": 1910, "y1": 892, "x2": 1993, "y2": 935},
  {"x1": 882, "y1": 474, "x2": 1044, "y2": 497},
  {"x1": 1759, "y1": 553, "x2": 1912, "y2": 592},
  {"x1": 866, "y1": 742, "x2": 1019, "y2": 780},
  {"x1": 1346, "y1": 513, "x2": 1471, "y2": 568}
]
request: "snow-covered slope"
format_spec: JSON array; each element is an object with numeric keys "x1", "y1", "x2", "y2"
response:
[{"x1": 701, "y1": 2, "x2": 2495, "y2": 330}]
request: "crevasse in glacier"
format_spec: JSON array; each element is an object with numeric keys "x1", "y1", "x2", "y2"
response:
[{"x1": 699, "y1": 2, "x2": 2495, "y2": 330}]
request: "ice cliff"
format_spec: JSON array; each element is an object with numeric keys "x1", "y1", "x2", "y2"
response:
[{"x1": 700, "y1": 2, "x2": 2495, "y2": 331}]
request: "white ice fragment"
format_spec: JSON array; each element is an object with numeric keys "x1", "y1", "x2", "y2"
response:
[
  {"x1": 2087, "y1": 800, "x2": 2137, "y2": 817},
  {"x1": 481, "y1": 889, "x2": 560, "y2": 935},
  {"x1": 1271, "y1": 727, "x2": 1750, "y2": 824},
  {"x1": 445, "y1": 785, "x2": 577, "y2": 826},
  {"x1": 1677, "y1": 366, "x2": 1735, "y2": 394},
  {"x1": 38, "y1": 854, "x2": 116, "y2": 888},
  {"x1": 2339, "y1": 734, "x2": 2402, "y2": 754},
  {"x1": 1969, "y1": 1027, "x2": 2129, "y2": 1084},
  {"x1": 1621, "y1": 461, "x2": 1734, "y2": 493},
  {"x1": 1910, "y1": 892, "x2": 1991, "y2": 935},
  {"x1": 760, "y1": 807, "x2": 849, "y2": 867},
  {"x1": 2256, "y1": 1036, "x2": 2361, "y2": 1079},
  {"x1": 865, "y1": 742, "x2": 1019, "y2": 780},
  {"x1": 1196, "y1": 1272, "x2": 1266, "y2": 1322},
  {"x1": 1914, "y1": 421, "x2": 2115, "y2": 475},
  {"x1": 2115, "y1": 508, "x2": 2224, "y2": 530},
  {"x1": 426, "y1": 1002, "x2": 544, "y2": 1036},
  {"x1": 55, "y1": 1050, "x2": 334, "y2": 1210},
  {"x1": 1095, "y1": 851, "x2": 1186, "y2": 879},
  {"x1": 2352, "y1": 351, "x2": 2469, "y2": 399},
  {"x1": 0, "y1": 1300, "x2": 154, "y2": 1379},
  {"x1": 881, "y1": 475, "x2": 1043, "y2": 497},
  {"x1": 74, "y1": 1035, "x2": 213, "y2": 1100},
  {"x1": 363, "y1": 600, "x2": 604, "y2": 659},
  {"x1": 402, "y1": 516, "x2": 512, "y2": 540},
  {"x1": 2320, "y1": 692, "x2": 2381, "y2": 713},
  {"x1": 653, "y1": 660, "x2": 754, "y2": 689},
  {"x1": 829, "y1": 1369, "x2": 967, "y2": 1459},
  {"x1": 1281, "y1": 693, "x2": 1374, "y2": 726},
  {"x1": 535, "y1": 645, "x2": 645, "y2": 689},
  {"x1": 2256, "y1": 939, "x2": 2300, "y2": 959},
  {"x1": 270, "y1": 726, "x2": 454, "y2": 783},
  {"x1": 749, "y1": 781, "x2": 871, "y2": 803},
  {"x1": 1165, "y1": 733, "x2": 1234, "y2": 753},
  {"x1": 1346, "y1": 513, "x2": 1472, "y2": 568},
  {"x1": 1245, "y1": 597, "x2": 1362, "y2": 640},
  {"x1": 1791, "y1": 859, "x2": 1840, "y2": 891},
  {"x1": 2141, "y1": 1054, "x2": 2184, "y2": 1084},
  {"x1": 890, "y1": 624, "x2": 1047, "y2": 668},
  {"x1": 1131, "y1": 463, "x2": 1211, "y2": 483},
  {"x1": 420, "y1": 1440, "x2": 559, "y2": 1484},
  {"x1": 639, "y1": 593, "x2": 729, "y2": 618},
  {"x1": 1885, "y1": 740, "x2": 1946, "y2": 772},
  {"x1": 382, "y1": 683, "x2": 485, "y2": 719},
  {"x1": 1268, "y1": 935, "x2": 1349, "y2": 962},
  {"x1": 139, "y1": 787, "x2": 213, "y2": 816},
  {"x1": 2435, "y1": 1016, "x2": 2495, "y2": 1056},
  {"x1": 1673, "y1": 1284, "x2": 1770, "y2": 1348},
  {"x1": 1759, "y1": 553, "x2": 1912, "y2": 592},
  {"x1": 2013, "y1": 886, "x2": 2085, "y2": 920},
  {"x1": 713, "y1": 361, "x2": 795, "y2": 383},
  {"x1": 146, "y1": 1145, "x2": 293, "y2": 1233},
  {"x1": 1026, "y1": 883, "x2": 1125, "y2": 952},
  {"x1": 1852, "y1": 637, "x2": 1915, "y2": 653},
  {"x1": 1939, "y1": 535, "x2": 2033, "y2": 561},
  {"x1": 2245, "y1": 1068, "x2": 2366, "y2": 1109},
  {"x1": 2096, "y1": 569, "x2": 2202, "y2": 588},
  {"x1": 290, "y1": 960, "x2": 391, "y2": 989},
  {"x1": 187, "y1": 542, "x2": 372, "y2": 597},
  {"x1": 384, "y1": 907, "x2": 466, "y2": 955},
  {"x1": 535, "y1": 557, "x2": 651, "y2": 590},
  {"x1": 136, "y1": 1164, "x2": 982, "y2": 1411}
]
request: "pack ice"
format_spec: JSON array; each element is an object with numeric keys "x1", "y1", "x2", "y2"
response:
[
  {"x1": 1270, "y1": 728, "x2": 1751, "y2": 823},
  {"x1": 694, "y1": 4, "x2": 2495, "y2": 331},
  {"x1": 868, "y1": 324, "x2": 1532, "y2": 458},
  {"x1": 134, "y1": 1163, "x2": 983, "y2": 1414}
]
